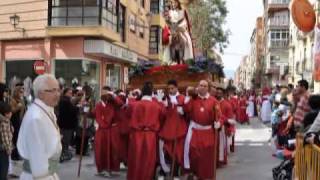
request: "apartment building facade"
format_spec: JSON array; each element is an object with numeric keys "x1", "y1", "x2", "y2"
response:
[
  {"x1": 262, "y1": 0, "x2": 290, "y2": 87},
  {"x1": 248, "y1": 17, "x2": 265, "y2": 88},
  {"x1": 0, "y1": 0, "x2": 167, "y2": 96}
]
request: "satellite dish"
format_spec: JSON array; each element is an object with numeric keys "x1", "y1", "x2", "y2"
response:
[{"x1": 291, "y1": 0, "x2": 316, "y2": 33}]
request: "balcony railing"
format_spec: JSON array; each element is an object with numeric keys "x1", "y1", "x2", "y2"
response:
[
  {"x1": 267, "y1": 0, "x2": 290, "y2": 12},
  {"x1": 269, "y1": 39, "x2": 289, "y2": 48},
  {"x1": 268, "y1": 18, "x2": 289, "y2": 27},
  {"x1": 48, "y1": 1, "x2": 126, "y2": 42}
]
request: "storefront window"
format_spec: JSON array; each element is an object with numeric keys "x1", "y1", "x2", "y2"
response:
[
  {"x1": 5, "y1": 60, "x2": 38, "y2": 95},
  {"x1": 106, "y1": 64, "x2": 121, "y2": 90},
  {"x1": 55, "y1": 60, "x2": 100, "y2": 99}
]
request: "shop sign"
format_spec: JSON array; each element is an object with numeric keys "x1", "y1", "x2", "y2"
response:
[
  {"x1": 84, "y1": 40, "x2": 138, "y2": 63},
  {"x1": 33, "y1": 60, "x2": 46, "y2": 75},
  {"x1": 124, "y1": 67, "x2": 129, "y2": 84}
]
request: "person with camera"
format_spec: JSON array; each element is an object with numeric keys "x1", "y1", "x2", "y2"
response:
[
  {"x1": 57, "y1": 87, "x2": 80, "y2": 162},
  {"x1": 9, "y1": 83, "x2": 26, "y2": 178}
]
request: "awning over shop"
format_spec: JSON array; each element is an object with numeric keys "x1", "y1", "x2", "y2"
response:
[{"x1": 84, "y1": 39, "x2": 138, "y2": 64}]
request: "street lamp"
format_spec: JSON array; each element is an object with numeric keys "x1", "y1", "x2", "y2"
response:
[{"x1": 9, "y1": 14, "x2": 25, "y2": 32}]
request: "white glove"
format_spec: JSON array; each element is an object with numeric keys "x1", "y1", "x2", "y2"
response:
[
  {"x1": 119, "y1": 92, "x2": 126, "y2": 96},
  {"x1": 184, "y1": 96, "x2": 190, "y2": 104},
  {"x1": 228, "y1": 119, "x2": 237, "y2": 125},
  {"x1": 107, "y1": 91, "x2": 116, "y2": 98},
  {"x1": 177, "y1": 106, "x2": 184, "y2": 115},
  {"x1": 163, "y1": 99, "x2": 168, "y2": 107},
  {"x1": 214, "y1": 121, "x2": 221, "y2": 129},
  {"x1": 156, "y1": 89, "x2": 164, "y2": 102}
]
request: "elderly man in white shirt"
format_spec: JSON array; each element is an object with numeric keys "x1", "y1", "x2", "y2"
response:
[{"x1": 17, "y1": 74, "x2": 61, "y2": 180}]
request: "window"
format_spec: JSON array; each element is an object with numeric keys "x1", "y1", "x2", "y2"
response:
[
  {"x1": 102, "y1": 0, "x2": 118, "y2": 31},
  {"x1": 140, "y1": 0, "x2": 145, "y2": 8},
  {"x1": 50, "y1": 0, "x2": 100, "y2": 26},
  {"x1": 55, "y1": 59, "x2": 100, "y2": 99},
  {"x1": 270, "y1": 29, "x2": 289, "y2": 41},
  {"x1": 129, "y1": 14, "x2": 136, "y2": 32},
  {"x1": 106, "y1": 64, "x2": 121, "y2": 90},
  {"x1": 150, "y1": 0, "x2": 160, "y2": 13},
  {"x1": 139, "y1": 19, "x2": 144, "y2": 38},
  {"x1": 150, "y1": 0, "x2": 165, "y2": 14},
  {"x1": 149, "y1": 26, "x2": 160, "y2": 54},
  {"x1": 118, "y1": 4, "x2": 126, "y2": 42}
]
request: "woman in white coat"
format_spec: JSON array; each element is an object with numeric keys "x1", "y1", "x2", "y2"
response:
[{"x1": 260, "y1": 88, "x2": 272, "y2": 123}]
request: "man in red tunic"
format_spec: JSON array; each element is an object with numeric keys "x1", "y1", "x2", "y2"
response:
[
  {"x1": 127, "y1": 82, "x2": 165, "y2": 180},
  {"x1": 238, "y1": 93, "x2": 249, "y2": 124},
  {"x1": 226, "y1": 87, "x2": 237, "y2": 153},
  {"x1": 94, "y1": 86, "x2": 124, "y2": 177},
  {"x1": 218, "y1": 88, "x2": 237, "y2": 161},
  {"x1": 183, "y1": 80, "x2": 220, "y2": 180},
  {"x1": 215, "y1": 87, "x2": 228, "y2": 166},
  {"x1": 158, "y1": 80, "x2": 187, "y2": 178},
  {"x1": 114, "y1": 90, "x2": 130, "y2": 165}
]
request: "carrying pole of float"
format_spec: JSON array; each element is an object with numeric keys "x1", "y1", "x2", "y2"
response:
[
  {"x1": 170, "y1": 103, "x2": 184, "y2": 179},
  {"x1": 213, "y1": 106, "x2": 218, "y2": 180}
]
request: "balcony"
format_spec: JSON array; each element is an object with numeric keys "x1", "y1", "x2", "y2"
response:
[
  {"x1": 269, "y1": 39, "x2": 289, "y2": 49},
  {"x1": 265, "y1": 65, "x2": 280, "y2": 74},
  {"x1": 47, "y1": 1, "x2": 125, "y2": 42},
  {"x1": 267, "y1": 18, "x2": 289, "y2": 29},
  {"x1": 267, "y1": 0, "x2": 290, "y2": 12}
]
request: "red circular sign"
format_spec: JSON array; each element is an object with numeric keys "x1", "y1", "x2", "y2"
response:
[{"x1": 33, "y1": 61, "x2": 46, "y2": 75}]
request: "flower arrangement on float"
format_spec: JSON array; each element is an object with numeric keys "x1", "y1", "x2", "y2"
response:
[{"x1": 129, "y1": 57, "x2": 225, "y2": 78}]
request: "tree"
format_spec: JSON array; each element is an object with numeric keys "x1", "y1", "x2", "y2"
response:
[{"x1": 188, "y1": 0, "x2": 229, "y2": 55}]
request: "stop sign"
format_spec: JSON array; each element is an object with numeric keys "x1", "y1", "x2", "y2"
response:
[{"x1": 33, "y1": 60, "x2": 46, "y2": 75}]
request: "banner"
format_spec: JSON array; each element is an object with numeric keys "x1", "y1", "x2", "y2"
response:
[{"x1": 314, "y1": 27, "x2": 320, "y2": 81}]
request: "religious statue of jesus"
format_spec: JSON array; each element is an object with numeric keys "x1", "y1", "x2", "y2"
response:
[{"x1": 163, "y1": 0, "x2": 194, "y2": 64}]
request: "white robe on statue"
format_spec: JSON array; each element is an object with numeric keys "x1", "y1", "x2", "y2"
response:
[
  {"x1": 163, "y1": 9, "x2": 194, "y2": 63},
  {"x1": 260, "y1": 95, "x2": 272, "y2": 123},
  {"x1": 17, "y1": 99, "x2": 62, "y2": 180}
]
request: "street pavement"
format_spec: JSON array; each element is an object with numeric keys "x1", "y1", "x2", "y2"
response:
[
  {"x1": 217, "y1": 117, "x2": 281, "y2": 180},
  {"x1": 10, "y1": 117, "x2": 280, "y2": 180}
]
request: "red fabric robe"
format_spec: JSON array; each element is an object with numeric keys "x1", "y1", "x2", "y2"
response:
[
  {"x1": 115, "y1": 97, "x2": 134, "y2": 164},
  {"x1": 158, "y1": 94, "x2": 187, "y2": 168},
  {"x1": 229, "y1": 96, "x2": 238, "y2": 117},
  {"x1": 184, "y1": 95, "x2": 218, "y2": 179},
  {"x1": 127, "y1": 97, "x2": 164, "y2": 180},
  {"x1": 218, "y1": 99, "x2": 237, "y2": 165},
  {"x1": 94, "y1": 97, "x2": 123, "y2": 173},
  {"x1": 237, "y1": 97, "x2": 249, "y2": 123}
]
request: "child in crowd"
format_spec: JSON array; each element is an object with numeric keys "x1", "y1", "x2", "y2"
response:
[
  {"x1": 271, "y1": 102, "x2": 282, "y2": 138},
  {"x1": 0, "y1": 102, "x2": 13, "y2": 180}
]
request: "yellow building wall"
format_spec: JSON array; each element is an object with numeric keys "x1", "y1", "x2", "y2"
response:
[{"x1": 0, "y1": 0, "x2": 47, "y2": 40}]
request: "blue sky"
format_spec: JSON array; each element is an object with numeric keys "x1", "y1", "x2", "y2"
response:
[{"x1": 222, "y1": 0, "x2": 264, "y2": 76}]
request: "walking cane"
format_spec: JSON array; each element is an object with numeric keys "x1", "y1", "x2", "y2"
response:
[
  {"x1": 170, "y1": 137, "x2": 178, "y2": 180},
  {"x1": 77, "y1": 105, "x2": 89, "y2": 178},
  {"x1": 170, "y1": 102, "x2": 183, "y2": 179},
  {"x1": 212, "y1": 106, "x2": 219, "y2": 180}
]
